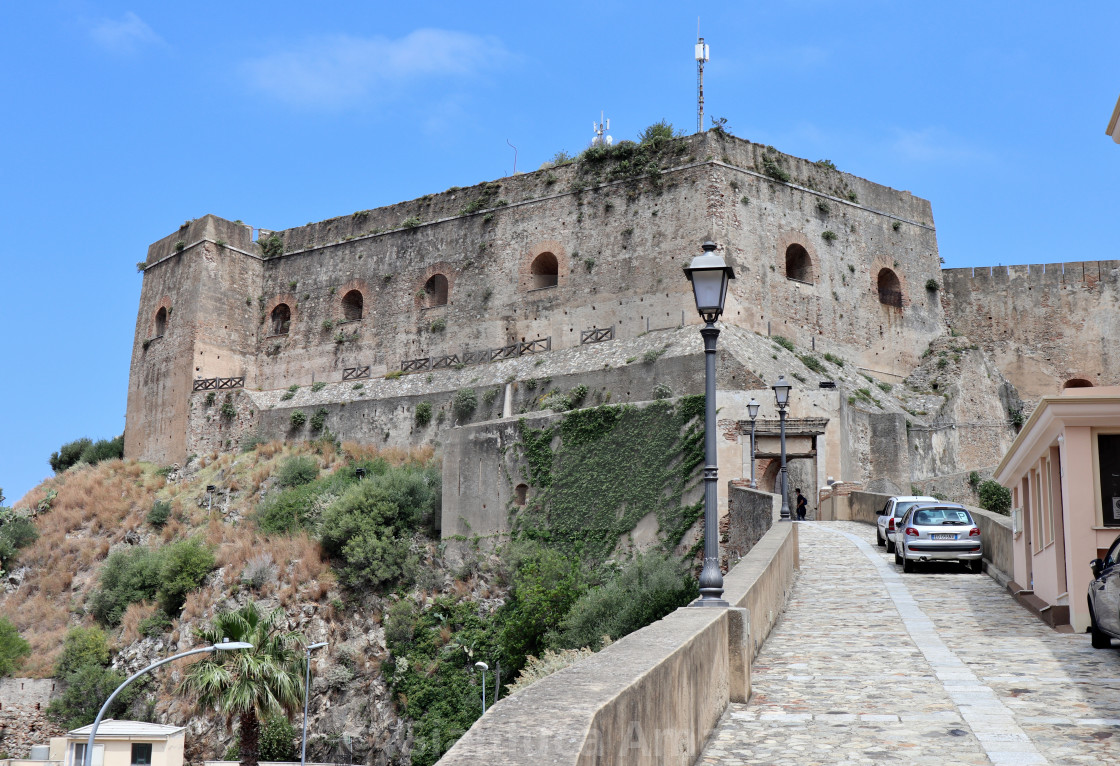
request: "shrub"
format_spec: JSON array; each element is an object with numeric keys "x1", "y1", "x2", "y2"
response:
[
  {"x1": 892, "y1": 220, "x2": 902, "y2": 231},
  {"x1": 205, "y1": 392, "x2": 217, "y2": 406},
  {"x1": 453, "y1": 388, "x2": 477, "y2": 421},
  {"x1": 816, "y1": 200, "x2": 831, "y2": 215},
  {"x1": 258, "y1": 234, "x2": 284, "y2": 258},
  {"x1": 822, "y1": 352, "x2": 844, "y2": 367},
  {"x1": 47, "y1": 662, "x2": 133, "y2": 730},
  {"x1": 637, "y1": 120, "x2": 679, "y2": 144},
  {"x1": 311, "y1": 381, "x2": 327, "y2": 392},
  {"x1": 772, "y1": 336, "x2": 795, "y2": 352},
  {"x1": 402, "y1": 216, "x2": 422, "y2": 228},
  {"x1": 415, "y1": 401, "x2": 433, "y2": 427},
  {"x1": 281, "y1": 385, "x2": 299, "y2": 401},
  {"x1": 0, "y1": 617, "x2": 30, "y2": 676},
  {"x1": 89, "y1": 547, "x2": 163, "y2": 626},
  {"x1": 568, "y1": 385, "x2": 588, "y2": 407},
  {"x1": 642, "y1": 347, "x2": 666, "y2": 364},
  {"x1": 430, "y1": 318, "x2": 446, "y2": 332},
  {"x1": 156, "y1": 538, "x2": 216, "y2": 615},
  {"x1": 798, "y1": 354, "x2": 826, "y2": 374},
  {"x1": 277, "y1": 456, "x2": 319, "y2": 488},
  {"x1": 968, "y1": 471, "x2": 982, "y2": 488},
  {"x1": 500, "y1": 543, "x2": 586, "y2": 662},
  {"x1": 821, "y1": 230, "x2": 838, "y2": 242},
  {"x1": 978, "y1": 480, "x2": 1011, "y2": 515},
  {"x1": 319, "y1": 482, "x2": 422, "y2": 589},
  {"x1": 147, "y1": 500, "x2": 172, "y2": 528},
  {"x1": 309, "y1": 407, "x2": 329, "y2": 433},
  {"x1": 0, "y1": 513, "x2": 38, "y2": 572},
  {"x1": 241, "y1": 553, "x2": 276, "y2": 590},
  {"x1": 56, "y1": 626, "x2": 112, "y2": 676},
  {"x1": 553, "y1": 552, "x2": 696, "y2": 651},
  {"x1": 384, "y1": 599, "x2": 419, "y2": 647},
  {"x1": 652, "y1": 383, "x2": 673, "y2": 400},
  {"x1": 220, "y1": 399, "x2": 237, "y2": 420},
  {"x1": 49, "y1": 438, "x2": 93, "y2": 472},
  {"x1": 290, "y1": 410, "x2": 306, "y2": 428},
  {"x1": 259, "y1": 716, "x2": 298, "y2": 761},
  {"x1": 138, "y1": 611, "x2": 172, "y2": 637},
  {"x1": 926, "y1": 278, "x2": 939, "y2": 291}
]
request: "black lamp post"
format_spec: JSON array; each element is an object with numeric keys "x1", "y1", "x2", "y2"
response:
[
  {"x1": 747, "y1": 398, "x2": 760, "y2": 489},
  {"x1": 684, "y1": 241, "x2": 735, "y2": 607},
  {"x1": 772, "y1": 375, "x2": 792, "y2": 521}
]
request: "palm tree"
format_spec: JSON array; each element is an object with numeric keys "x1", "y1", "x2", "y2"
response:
[{"x1": 180, "y1": 602, "x2": 305, "y2": 766}]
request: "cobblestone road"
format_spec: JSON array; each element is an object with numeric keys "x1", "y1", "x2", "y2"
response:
[{"x1": 698, "y1": 521, "x2": 1120, "y2": 765}]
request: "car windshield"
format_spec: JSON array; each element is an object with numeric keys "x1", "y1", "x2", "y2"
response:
[
  {"x1": 913, "y1": 508, "x2": 973, "y2": 526},
  {"x1": 895, "y1": 501, "x2": 925, "y2": 517}
]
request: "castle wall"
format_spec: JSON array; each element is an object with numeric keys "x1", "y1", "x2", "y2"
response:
[
  {"x1": 0, "y1": 678, "x2": 61, "y2": 757},
  {"x1": 943, "y1": 261, "x2": 1120, "y2": 400},
  {"x1": 128, "y1": 133, "x2": 946, "y2": 464}
]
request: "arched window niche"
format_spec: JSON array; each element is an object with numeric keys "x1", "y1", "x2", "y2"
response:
[
  {"x1": 877, "y1": 268, "x2": 903, "y2": 308},
  {"x1": 271, "y1": 303, "x2": 291, "y2": 335},
  {"x1": 530, "y1": 252, "x2": 559, "y2": 289},
  {"x1": 341, "y1": 290, "x2": 364, "y2": 321},
  {"x1": 154, "y1": 307, "x2": 167, "y2": 337},
  {"x1": 424, "y1": 274, "x2": 449, "y2": 307},
  {"x1": 785, "y1": 244, "x2": 813, "y2": 283}
]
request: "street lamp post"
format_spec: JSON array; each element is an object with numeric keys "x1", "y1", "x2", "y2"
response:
[
  {"x1": 772, "y1": 376, "x2": 792, "y2": 521},
  {"x1": 474, "y1": 661, "x2": 489, "y2": 713},
  {"x1": 84, "y1": 640, "x2": 253, "y2": 766},
  {"x1": 301, "y1": 642, "x2": 328, "y2": 766},
  {"x1": 684, "y1": 241, "x2": 735, "y2": 608},
  {"x1": 747, "y1": 398, "x2": 760, "y2": 489}
]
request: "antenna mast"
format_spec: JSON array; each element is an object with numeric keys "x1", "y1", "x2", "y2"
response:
[
  {"x1": 695, "y1": 29, "x2": 709, "y2": 133},
  {"x1": 592, "y1": 111, "x2": 611, "y2": 147}
]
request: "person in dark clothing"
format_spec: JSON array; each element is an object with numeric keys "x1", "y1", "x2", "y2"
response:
[{"x1": 795, "y1": 488, "x2": 808, "y2": 520}]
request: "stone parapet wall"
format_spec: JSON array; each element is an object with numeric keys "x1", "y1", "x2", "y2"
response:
[
  {"x1": 726, "y1": 484, "x2": 777, "y2": 562},
  {"x1": 436, "y1": 522, "x2": 798, "y2": 765}
]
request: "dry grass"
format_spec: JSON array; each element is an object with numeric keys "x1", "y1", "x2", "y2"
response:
[
  {"x1": 340, "y1": 442, "x2": 435, "y2": 466},
  {"x1": 119, "y1": 601, "x2": 161, "y2": 645}
]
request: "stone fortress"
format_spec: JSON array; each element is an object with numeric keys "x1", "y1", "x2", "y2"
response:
[{"x1": 125, "y1": 130, "x2": 1119, "y2": 538}]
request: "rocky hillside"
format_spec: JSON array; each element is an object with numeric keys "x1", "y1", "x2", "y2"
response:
[{"x1": 0, "y1": 440, "x2": 488, "y2": 765}]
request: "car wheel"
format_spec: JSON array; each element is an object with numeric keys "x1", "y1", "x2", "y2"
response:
[
  {"x1": 902, "y1": 553, "x2": 914, "y2": 573},
  {"x1": 876, "y1": 530, "x2": 885, "y2": 547},
  {"x1": 886, "y1": 539, "x2": 895, "y2": 554},
  {"x1": 970, "y1": 559, "x2": 983, "y2": 574},
  {"x1": 1090, "y1": 605, "x2": 1112, "y2": 649}
]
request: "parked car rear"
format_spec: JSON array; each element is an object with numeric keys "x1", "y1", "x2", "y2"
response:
[
  {"x1": 894, "y1": 504, "x2": 983, "y2": 573},
  {"x1": 1088, "y1": 533, "x2": 1120, "y2": 649},
  {"x1": 876, "y1": 496, "x2": 937, "y2": 553}
]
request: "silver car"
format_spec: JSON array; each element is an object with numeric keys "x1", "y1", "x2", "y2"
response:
[
  {"x1": 1088, "y1": 534, "x2": 1120, "y2": 649},
  {"x1": 876, "y1": 496, "x2": 938, "y2": 553},
  {"x1": 894, "y1": 504, "x2": 983, "y2": 573}
]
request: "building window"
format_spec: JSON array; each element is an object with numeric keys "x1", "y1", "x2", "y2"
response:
[
  {"x1": 530, "y1": 252, "x2": 559, "y2": 289},
  {"x1": 131, "y1": 744, "x2": 153, "y2": 766},
  {"x1": 73, "y1": 744, "x2": 102, "y2": 766},
  {"x1": 154, "y1": 307, "x2": 167, "y2": 337},
  {"x1": 515, "y1": 483, "x2": 528, "y2": 506},
  {"x1": 785, "y1": 244, "x2": 813, "y2": 283},
  {"x1": 877, "y1": 268, "x2": 903, "y2": 308},
  {"x1": 1098, "y1": 434, "x2": 1120, "y2": 527},
  {"x1": 341, "y1": 290, "x2": 363, "y2": 321},
  {"x1": 424, "y1": 274, "x2": 449, "y2": 307},
  {"x1": 271, "y1": 303, "x2": 291, "y2": 335}
]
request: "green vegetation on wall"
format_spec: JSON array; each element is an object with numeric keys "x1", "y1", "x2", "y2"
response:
[{"x1": 511, "y1": 396, "x2": 705, "y2": 564}]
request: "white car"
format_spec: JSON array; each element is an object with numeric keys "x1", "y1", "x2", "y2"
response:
[{"x1": 876, "y1": 496, "x2": 937, "y2": 552}]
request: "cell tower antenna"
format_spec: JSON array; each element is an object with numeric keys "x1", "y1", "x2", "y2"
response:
[
  {"x1": 695, "y1": 26, "x2": 710, "y2": 134},
  {"x1": 592, "y1": 111, "x2": 612, "y2": 147}
]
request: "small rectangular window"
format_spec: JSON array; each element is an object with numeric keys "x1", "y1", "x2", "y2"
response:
[
  {"x1": 1098, "y1": 434, "x2": 1120, "y2": 527},
  {"x1": 131, "y1": 743, "x2": 153, "y2": 766}
]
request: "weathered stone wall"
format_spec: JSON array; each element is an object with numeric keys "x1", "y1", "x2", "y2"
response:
[
  {"x1": 943, "y1": 261, "x2": 1120, "y2": 400},
  {"x1": 725, "y1": 484, "x2": 777, "y2": 561},
  {"x1": 0, "y1": 678, "x2": 62, "y2": 758},
  {"x1": 129, "y1": 132, "x2": 944, "y2": 465}
]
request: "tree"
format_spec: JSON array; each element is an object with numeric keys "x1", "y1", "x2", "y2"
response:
[
  {"x1": 978, "y1": 480, "x2": 1012, "y2": 515},
  {"x1": 46, "y1": 627, "x2": 138, "y2": 729},
  {"x1": 179, "y1": 602, "x2": 305, "y2": 766},
  {"x1": 637, "y1": 120, "x2": 679, "y2": 145},
  {"x1": 0, "y1": 617, "x2": 30, "y2": 676}
]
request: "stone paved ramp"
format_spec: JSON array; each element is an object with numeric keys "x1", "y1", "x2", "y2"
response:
[{"x1": 698, "y1": 521, "x2": 1120, "y2": 765}]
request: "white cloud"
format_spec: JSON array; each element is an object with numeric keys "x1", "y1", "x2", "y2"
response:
[
  {"x1": 88, "y1": 12, "x2": 163, "y2": 55},
  {"x1": 890, "y1": 126, "x2": 989, "y2": 164},
  {"x1": 241, "y1": 29, "x2": 509, "y2": 109}
]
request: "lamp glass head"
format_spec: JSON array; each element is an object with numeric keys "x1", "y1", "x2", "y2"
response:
[
  {"x1": 747, "y1": 398, "x2": 760, "y2": 419},
  {"x1": 683, "y1": 242, "x2": 735, "y2": 320},
  {"x1": 772, "y1": 375, "x2": 792, "y2": 407},
  {"x1": 214, "y1": 641, "x2": 254, "y2": 651}
]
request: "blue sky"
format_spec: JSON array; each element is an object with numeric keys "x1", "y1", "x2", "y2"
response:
[{"x1": 1, "y1": 1, "x2": 1117, "y2": 502}]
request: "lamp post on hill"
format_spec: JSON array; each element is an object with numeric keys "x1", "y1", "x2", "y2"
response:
[
  {"x1": 772, "y1": 376, "x2": 792, "y2": 521},
  {"x1": 84, "y1": 640, "x2": 253, "y2": 766},
  {"x1": 301, "y1": 641, "x2": 328, "y2": 766},
  {"x1": 684, "y1": 240, "x2": 735, "y2": 608},
  {"x1": 747, "y1": 398, "x2": 760, "y2": 489}
]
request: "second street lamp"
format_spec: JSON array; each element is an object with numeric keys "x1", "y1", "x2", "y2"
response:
[
  {"x1": 772, "y1": 375, "x2": 792, "y2": 521},
  {"x1": 684, "y1": 241, "x2": 735, "y2": 607},
  {"x1": 747, "y1": 398, "x2": 760, "y2": 489}
]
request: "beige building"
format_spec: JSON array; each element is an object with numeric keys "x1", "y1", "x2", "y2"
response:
[
  {"x1": 994, "y1": 386, "x2": 1120, "y2": 632},
  {"x1": 48, "y1": 722, "x2": 185, "y2": 766}
]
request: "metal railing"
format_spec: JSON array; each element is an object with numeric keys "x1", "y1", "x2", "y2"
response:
[
  {"x1": 342, "y1": 366, "x2": 371, "y2": 380},
  {"x1": 193, "y1": 376, "x2": 245, "y2": 391},
  {"x1": 400, "y1": 337, "x2": 552, "y2": 373},
  {"x1": 580, "y1": 326, "x2": 614, "y2": 344}
]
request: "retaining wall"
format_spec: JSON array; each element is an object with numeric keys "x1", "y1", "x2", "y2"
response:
[{"x1": 436, "y1": 520, "x2": 799, "y2": 765}]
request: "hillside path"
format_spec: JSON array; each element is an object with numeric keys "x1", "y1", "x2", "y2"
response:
[{"x1": 697, "y1": 521, "x2": 1120, "y2": 765}]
